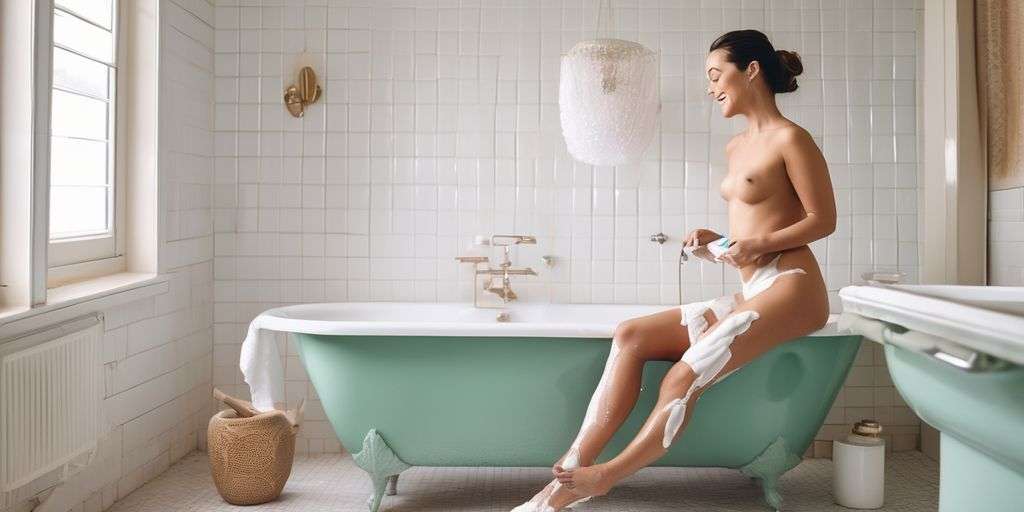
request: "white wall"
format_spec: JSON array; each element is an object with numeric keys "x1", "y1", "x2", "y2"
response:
[
  {"x1": 989, "y1": 186, "x2": 1024, "y2": 285},
  {"x1": 1, "y1": 2, "x2": 216, "y2": 511},
  {"x1": 209, "y1": 0, "x2": 925, "y2": 456}
]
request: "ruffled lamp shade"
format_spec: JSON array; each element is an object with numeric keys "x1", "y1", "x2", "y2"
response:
[{"x1": 559, "y1": 39, "x2": 659, "y2": 166}]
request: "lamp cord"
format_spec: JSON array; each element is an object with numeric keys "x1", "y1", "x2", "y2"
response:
[{"x1": 594, "y1": 0, "x2": 614, "y2": 39}]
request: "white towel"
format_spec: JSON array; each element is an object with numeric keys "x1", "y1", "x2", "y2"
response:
[
  {"x1": 240, "y1": 307, "x2": 371, "y2": 411},
  {"x1": 239, "y1": 316, "x2": 285, "y2": 412}
]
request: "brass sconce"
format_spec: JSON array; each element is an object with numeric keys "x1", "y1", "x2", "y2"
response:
[{"x1": 284, "y1": 66, "x2": 321, "y2": 118}]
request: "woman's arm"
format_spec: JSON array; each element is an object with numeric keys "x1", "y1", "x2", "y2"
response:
[{"x1": 756, "y1": 127, "x2": 836, "y2": 253}]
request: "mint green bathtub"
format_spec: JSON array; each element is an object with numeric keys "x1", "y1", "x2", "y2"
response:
[{"x1": 288, "y1": 303, "x2": 860, "y2": 511}]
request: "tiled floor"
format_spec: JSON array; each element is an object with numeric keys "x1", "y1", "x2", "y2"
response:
[{"x1": 108, "y1": 451, "x2": 939, "y2": 511}]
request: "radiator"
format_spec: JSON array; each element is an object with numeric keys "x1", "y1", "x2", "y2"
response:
[{"x1": 0, "y1": 315, "x2": 103, "y2": 492}]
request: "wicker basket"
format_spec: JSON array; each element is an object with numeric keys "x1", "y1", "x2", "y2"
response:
[{"x1": 207, "y1": 403, "x2": 303, "y2": 505}]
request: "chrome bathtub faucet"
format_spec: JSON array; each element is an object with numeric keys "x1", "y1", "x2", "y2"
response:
[{"x1": 455, "y1": 234, "x2": 538, "y2": 308}]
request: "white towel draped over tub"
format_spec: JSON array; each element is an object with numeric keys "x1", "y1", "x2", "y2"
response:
[
  {"x1": 239, "y1": 316, "x2": 284, "y2": 412},
  {"x1": 239, "y1": 308, "x2": 370, "y2": 411}
]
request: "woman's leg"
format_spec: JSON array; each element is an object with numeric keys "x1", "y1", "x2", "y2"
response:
[
  {"x1": 554, "y1": 273, "x2": 829, "y2": 499},
  {"x1": 514, "y1": 307, "x2": 693, "y2": 510},
  {"x1": 558, "y1": 307, "x2": 695, "y2": 469}
]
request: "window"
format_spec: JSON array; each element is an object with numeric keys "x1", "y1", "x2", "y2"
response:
[
  {"x1": 1, "y1": 0, "x2": 157, "y2": 312},
  {"x1": 47, "y1": 0, "x2": 123, "y2": 275}
]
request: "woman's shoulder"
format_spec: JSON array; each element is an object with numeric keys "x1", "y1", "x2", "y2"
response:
[
  {"x1": 771, "y1": 121, "x2": 811, "y2": 142},
  {"x1": 729, "y1": 119, "x2": 811, "y2": 147},
  {"x1": 725, "y1": 121, "x2": 817, "y2": 161},
  {"x1": 767, "y1": 122, "x2": 819, "y2": 157}
]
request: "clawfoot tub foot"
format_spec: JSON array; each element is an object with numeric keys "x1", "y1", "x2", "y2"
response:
[
  {"x1": 352, "y1": 429, "x2": 411, "y2": 512},
  {"x1": 738, "y1": 436, "x2": 802, "y2": 511}
]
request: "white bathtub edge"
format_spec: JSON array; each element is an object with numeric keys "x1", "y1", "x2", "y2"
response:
[{"x1": 257, "y1": 303, "x2": 844, "y2": 339}]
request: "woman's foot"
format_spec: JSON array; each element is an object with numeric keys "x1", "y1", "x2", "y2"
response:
[
  {"x1": 551, "y1": 446, "x2": 582, "y2": 475},
  {"x1": 511, "y1": 478, "x2": 592, "y2": 512},
  {"x1": 553, "y1": 464, "x2": 615, "y2": 500}
]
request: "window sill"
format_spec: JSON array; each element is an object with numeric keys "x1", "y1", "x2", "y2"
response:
[
  {"x1": 48, "y1": 255, "x2": 126, "y2": 288},
  {"x1": 0, "y1": 272, "x2": 167, "y2": 337}
]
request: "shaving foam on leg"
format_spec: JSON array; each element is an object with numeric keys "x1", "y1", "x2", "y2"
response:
[
  {"x1": 681, "y1": 295, "x2": 736, "y2": 341},
  {"x1": 662, "y1": 310, "x2": 760, "y2": 448},
  {"x1": 664, "y1": 252, "x2": 805, "y2": 448},
  {"x1": 550, "y1": 343, "x2": 625, "y2": 508},
  {"x1": 509, "y1": 458, "x2": 593, "y2": 511},
  {"x1": 511, "y1": 341, "x2": 624, "y2": 512},
  {"x1": 681, "y1": 299, "x2": 715, "y2": 341},
  {"x1": 510, "y1": 495, "x2": 555, "y2": 512},
  {"x1": 566, "y1": 342, "x2": 621, "y2": 458},
  {"x1": 510, "y1": 483, "x2": 590, "y2": 512}
]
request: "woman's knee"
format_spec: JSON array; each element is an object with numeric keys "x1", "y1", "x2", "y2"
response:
[
  {"x1": 613, "y1": 319, "x2": 643, "y2": 349},
  {"x1": 661, "y1": 361, "x2": 697, "y2": 394},
  {"x1": 614, "y1": 320, "x2": 664, "y2": 360},
  {"x1": 614, "y1": 312, "x2": 688, "y2": 360}
]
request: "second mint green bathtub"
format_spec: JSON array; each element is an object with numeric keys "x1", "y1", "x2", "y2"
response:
[{"x1": 285, "y1": 302, "x2": 861, "y2": 511}]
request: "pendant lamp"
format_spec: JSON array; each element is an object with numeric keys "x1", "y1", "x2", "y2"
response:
[{"x1": 559, "y1": 3, "x2": 659, "y2": 166}]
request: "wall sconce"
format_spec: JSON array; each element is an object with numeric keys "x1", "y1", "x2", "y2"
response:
[{"x1": 283, "y1": 66, "x2": 321, "y2": 118}]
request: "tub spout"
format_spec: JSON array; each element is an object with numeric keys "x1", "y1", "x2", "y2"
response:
[{"x1": 480, "y1": 268, "x2": 535, "y2": 302}]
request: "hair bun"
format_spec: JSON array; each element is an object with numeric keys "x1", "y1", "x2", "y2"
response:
[
  {"x1": 774, "y1": 50, "x2": 803, "y2": 93},
  {"x1": 708, "y1": 30, "x2": 804, "y2": 95}
]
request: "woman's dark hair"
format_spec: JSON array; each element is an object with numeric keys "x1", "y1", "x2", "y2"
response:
[{"x1": 709, "y1": 30, "x2": 803, "y2": 94}]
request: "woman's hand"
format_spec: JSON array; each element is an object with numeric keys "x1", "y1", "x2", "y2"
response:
[
  {"x1": 683, "y1": 228, "x2": 722, "y2": 249},
  {"x1": 683, "y1": 228, "x2": 724, "y2": 263},
  {"x1": 720, "y1": 237, "x2": 772, "y2": 268}
]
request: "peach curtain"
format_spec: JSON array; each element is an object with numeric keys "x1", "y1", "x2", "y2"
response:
[{"x1": 976, "y1": 0, "x2": 1024, "y2": 190}]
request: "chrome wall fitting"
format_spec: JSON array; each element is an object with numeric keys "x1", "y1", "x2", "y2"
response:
[
  {"x1": 284, "y1": 66, "x2": 322, "y2": 118},
  {"x1": 647, "y1": 231, "x2": 686, "y2": 304}
]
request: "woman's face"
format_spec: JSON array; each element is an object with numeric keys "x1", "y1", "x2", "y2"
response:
[{"x1": 705, "y1": 49, "x2": 748, "y2": 118}]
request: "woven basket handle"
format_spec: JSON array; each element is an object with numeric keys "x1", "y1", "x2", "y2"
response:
[
  {"x1": 287, "y1": 398, "x2": 305, "y2": 429},
  {"x1": 213, "y1": 387, "x2": 258, "y2": 418}
]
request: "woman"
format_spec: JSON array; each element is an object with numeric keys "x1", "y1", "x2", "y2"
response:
[{"x1": 513, "y1": 29, "x2": 836, "y2": 511}]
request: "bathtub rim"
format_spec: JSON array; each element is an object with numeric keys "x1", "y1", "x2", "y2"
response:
[{"x1": 253, "y1": 302, "x2": 843, "y2": 339}]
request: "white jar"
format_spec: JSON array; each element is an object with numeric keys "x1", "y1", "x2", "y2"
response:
[{"x1": 833, "y1": 419, "x2": 885, "y2": 509}]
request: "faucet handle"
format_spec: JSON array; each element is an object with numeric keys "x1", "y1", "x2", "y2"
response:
[
  {"x1": 455, "y1": 255, "x2": 489, "y2": 264},
  {"x1": 491, "y1": 234, "x2": 536, "y2": 246}
]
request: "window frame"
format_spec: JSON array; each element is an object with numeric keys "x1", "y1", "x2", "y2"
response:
[
  {"x1": 42, "y1": 0, "x2": 126, "y2": 287},
  {"x1": 1, "y1": 0, "x2": 158, "y2": 313}
]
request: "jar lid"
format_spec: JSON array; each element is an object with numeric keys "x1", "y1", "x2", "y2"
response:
[{"x1": 853, "y1": 419, "x2": 883, "y2": 436}]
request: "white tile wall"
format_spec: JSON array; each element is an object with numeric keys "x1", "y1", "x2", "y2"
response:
[
  {"x1": 211, "y1": 0, "x2": 923, "y2": 456},
  {"x1": 11, "y1": 2, "x2": 217, "y2": 512},
  {"x1": 989, "y1": 186, "x2": 1024, "y2": 286}
]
